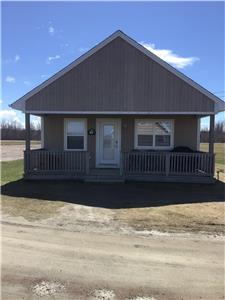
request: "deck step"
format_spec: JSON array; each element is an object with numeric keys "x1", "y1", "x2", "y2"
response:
[
  {"x1": 84, "y1": 178, "x2": 125, "y2": 183},
  {"x1": 89, "y1": 169, "x2": 120, "y2": 176},
  {"x1": 84, "y1": 174, "x2": 124, "y2": 183}
]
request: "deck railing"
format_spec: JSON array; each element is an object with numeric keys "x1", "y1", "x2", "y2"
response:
[
  {"x1": 24, "y1": 150, "x2": 215, "y2": 178},
  {"x1": 24, "y1": 150, "x2": 89, "y2": 174},
  {"x1": 122, "y1": 151, "x2": 215, "y2": 177}
]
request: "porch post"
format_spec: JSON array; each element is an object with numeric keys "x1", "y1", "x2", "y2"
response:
[
  {"x1": 25, "y1": 113, "x2": 31, "y2": 173},
  {"x1": 25, "y1": 113, "x2": 31, "y2": 151},
  {"x1": 209, "y1": 114, "x2": 215, "y2": 154}
]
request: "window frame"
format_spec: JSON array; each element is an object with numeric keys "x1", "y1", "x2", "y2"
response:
[
  {"x1": 134, "y1": 119, "x2": 174, "y2": 150},
  {"x1": 64, "y1": 118, "x2": 87, "y2": 151}
]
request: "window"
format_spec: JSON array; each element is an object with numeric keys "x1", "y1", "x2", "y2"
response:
[
  {"x1": 136, "y1": 120, "x2": 154, "y2": 147},
  {"x1": 135, "y1": 119, "x2": 173, "y2": 149},
  {"x1": 64, "y1": 119, "x2": 87, "y2": 150}
]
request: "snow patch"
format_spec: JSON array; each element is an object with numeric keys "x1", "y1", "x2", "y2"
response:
[
  {"x1": 32, "y1": 280, "x2": 65, "y2": 296},
  {"x1": 120, "y1": 227, "x2": 171, "y2": 237},
  {"x1": 128, "y1": 297, "x2": 157, "y2": 300},
  {"x1": 92, "y1": 289, "x2": 115, "y2": 300}
]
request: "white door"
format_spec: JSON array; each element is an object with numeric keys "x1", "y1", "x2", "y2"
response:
[{"x1": 96, "y1": 119, "x2": 121, "y2": 167}]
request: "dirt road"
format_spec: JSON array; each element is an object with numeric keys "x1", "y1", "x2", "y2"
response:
[{"x1": 2, "y1": 222, "x2": 224, "y2": 300}]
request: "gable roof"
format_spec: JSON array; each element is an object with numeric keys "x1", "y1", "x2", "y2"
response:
[{"x1": 10, "y1": 30, "x2": 224, "y2": 114}]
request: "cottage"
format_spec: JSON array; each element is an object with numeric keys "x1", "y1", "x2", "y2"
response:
[{"x1": 11, "y1": 31, "x2": 225, "y2": 182}]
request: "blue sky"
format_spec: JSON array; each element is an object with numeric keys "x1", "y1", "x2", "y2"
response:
[{"x1": 1, "y1": 1, "x2": 224, "y2": 128}]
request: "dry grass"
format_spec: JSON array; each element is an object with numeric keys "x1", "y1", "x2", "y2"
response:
[
  {"x1": 1, "y1": 144, "x2": 224, "y2": 234},
  {"x1": 116, "y1": 202, "x2": 225, "y2": 235},
  {"x1": 1, "y1": 196, "x2": 65, "y2": 222}
]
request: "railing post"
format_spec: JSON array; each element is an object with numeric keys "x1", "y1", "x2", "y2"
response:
[
  {"x1": 85, "y1": 152, "x2": 90, "y2": 175},
  {"x1": 212, "y1": 154, "x2": 215, "y2": 177},
  {"x1": 120, "y1": 152, "x2": 123, "y2": 176},
  {"x1": 25, "y1": 113, "x2": 31, "y2": 172},
  {"x1": 165, "y1": 153, "x2": 170, "y2": 176},
  {"x1": 24, "y1": 151, "x2": 27, "y2": 174}
]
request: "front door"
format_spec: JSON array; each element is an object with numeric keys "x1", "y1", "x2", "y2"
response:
[{"x1": 96, "y1": 118, "x2": 121, "y2": 168}]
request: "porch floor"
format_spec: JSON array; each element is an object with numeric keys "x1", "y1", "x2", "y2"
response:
[{"x1": 24, "y1": 170, "x2": 214, "y2": 184}]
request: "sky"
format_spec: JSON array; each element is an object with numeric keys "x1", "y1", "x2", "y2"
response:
[{"x1": 1, "y1": 1, "x2": 225, "y2": 128}]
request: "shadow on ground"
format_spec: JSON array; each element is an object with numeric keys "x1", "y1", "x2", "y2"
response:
[{"x1": 1, "y1": 179, "x2": 225, "y2": 209}]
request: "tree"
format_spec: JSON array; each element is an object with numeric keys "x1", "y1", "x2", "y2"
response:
[
  {"x1": 1, "y1": 120, "x2": 41, "y2": 140},
  {"x1": 200, "y1": 121, "x2": 225, "y2": 143}
]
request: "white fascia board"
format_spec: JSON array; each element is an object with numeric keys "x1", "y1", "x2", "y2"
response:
[
  {"x1": 10, "y1": 30, "x2": 225, "y2": 114},
  {"x1": 25, "y1": 110, "x2": 215, "y2": 115}
]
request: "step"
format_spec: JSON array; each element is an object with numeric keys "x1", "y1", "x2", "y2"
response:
[
  {"x1": 84, "y1": 178, "x2": 125, "y2": 183},
  {"x1": 84, "y1": 174, "x2": 124, "y2": 183}
]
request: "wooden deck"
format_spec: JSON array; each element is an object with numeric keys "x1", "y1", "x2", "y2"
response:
[{"x1": 24, "y1": 150, "x2": 215, "y2": 183}]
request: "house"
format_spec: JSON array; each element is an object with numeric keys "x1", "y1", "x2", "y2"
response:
[{"x1": 10, "y1": 30, "x2": 225, "y2": 183}]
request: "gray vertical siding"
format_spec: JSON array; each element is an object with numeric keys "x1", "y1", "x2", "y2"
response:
[
  {"x1": 26, "y1": 37, "x2": 214, "y2": 113},
  {"x1": 43, "y1": 115, "x2": 199, "y2": 162},
  {"x1": 44, "y1": 115, "x2": 64, "y2": 150},
  {"x1": 174, "y1": 117, "x2": 198, "y2": 150}
]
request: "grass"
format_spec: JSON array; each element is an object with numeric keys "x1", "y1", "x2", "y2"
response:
[
  {"x1": 1, "y1": 160, "x2": 24, "y2": 185},
  {"x1": 1, "y1": 140, "x2": 41, "y2": 146},
  {"x1": 200, "y1": 143, "x2": 225, "y2": 181},
  {"x1": 200, "y1": 143, "x2": 225, "y2": 166},
  {"x1": 1, "y1": 159, "x2": 64, "y2": 221}
]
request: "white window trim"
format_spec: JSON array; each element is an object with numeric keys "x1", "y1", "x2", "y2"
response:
[
  {"x1": 134, "y1": 119, "x2": 174, "y2": 150},
  {"x1": 64, "y1": 118, "x2": 87, "y2": 151}
]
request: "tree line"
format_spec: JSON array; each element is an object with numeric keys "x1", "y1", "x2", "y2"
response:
[
  {"x1": 200, "y1": 121, "x2": 225, "y2": 143},
  {"x1": 1, "y1": 121, "x2": 41, "y2": 140}
]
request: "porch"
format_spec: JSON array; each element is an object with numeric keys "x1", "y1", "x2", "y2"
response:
[
  {"x1": 23, "y1": 113, "x2": 216, "y2": 183},
  {"x1": 24, "y1": 149, "x2": 215, "y2": 183}
]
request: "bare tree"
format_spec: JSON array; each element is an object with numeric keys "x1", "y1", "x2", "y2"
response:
[
  {"x1": 200, "y1": 121, "x2": 225, "y2": 143},
  {"x1": 1, "y1": 121, "x2": 41, "y2": 140}
]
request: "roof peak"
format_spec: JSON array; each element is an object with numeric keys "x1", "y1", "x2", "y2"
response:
[{"x1": 10, "y1": 29, "x2": 224, "y2": 113}]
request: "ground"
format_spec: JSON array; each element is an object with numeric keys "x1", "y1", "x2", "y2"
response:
[
  {"x1": 1, "y1": 140, "x2": 40, "y2": 161},
  {"x1": 2, "y1": 222, "x2": 224, "y2": 300},
  {"x1": 200, "y1": 143, "x2": 225, "y2": 181},
  {"x1": 1, "y1": 141, "x2": 225, "y2": 299}
]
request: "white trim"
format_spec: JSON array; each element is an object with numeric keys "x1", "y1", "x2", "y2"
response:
[
  {"x1": 96, "y1": 118, "x2": 121, "y2": 168},
  {"x1": 10, "y1": 30, "x2": 224, "y2": 114},
  {"x1": 197, "y1": 117, "x2": 201, "y2": 151},
  {"x1": 134, "y1": 119, "x2": 174, "y2": 150},
  {"x1": 63, "y1": 118, "x2": 87, "y2": 151},
  {"x1": 25, "y1": 110, "x2": 215, "y2": 115},
  {"x1": 41, "y1": 116, "x2": 44, "y2": 148}
]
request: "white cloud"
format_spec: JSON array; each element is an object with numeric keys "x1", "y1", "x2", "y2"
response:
[
  {"x1": 14, "y1": 54, "x2": 20, "y2": 62},
  {"x1": 0, "y1": 109, "x2": 23, "y2": 127},
  {"x1": 41, "y1": 74, "x2": 48, "y2": 78},
  {"x1": 79, "y1": 47, "x2": 89, "y2": 53},
  {"x1": 46, "y1": 54, "x2": 60, "y2": 64},
  {"x1": 60, "y1": 43, "x2": 69, "y2": 49},
  {"x1": 140, "y1": 42, "x2": 199, "y2": 69},
  {"x1": 0, "y1": 100, "x2": 3, "y2": 104},
  {"x1": 31, "y1": 116, "x2": 41, "y2": 129},
  {"x1": 48, "y1": 26, "x2": 55, "y2": 36},
  {"x1": 3, "y1": 54, "x2": 21, "y2": 64},
  {"x1": 5, "y1": 76, "x2": 15, "y2": 83},
  {"x1": 24, "y1": 80, "x2": 31, "y2": 85}
]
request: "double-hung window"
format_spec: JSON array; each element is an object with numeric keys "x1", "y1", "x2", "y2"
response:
[
  {"x1": 64, "y1": 119, "x2": 87, "y2": 150},
  {"x1": 135, "y1": 119, "x2": 174, "y2": 149}
]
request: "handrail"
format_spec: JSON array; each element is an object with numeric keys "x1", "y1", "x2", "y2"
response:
[
  {"x1": 122, "y1": 151, "x2": 215, "y2": 177},
  {"x1": 24, "y1": 150, "x2": 89, "y2": 174}
]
